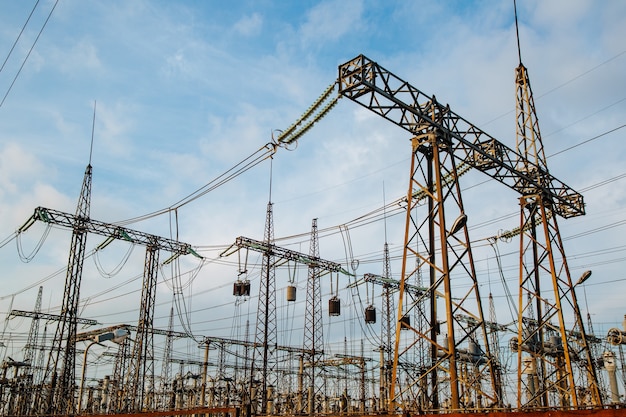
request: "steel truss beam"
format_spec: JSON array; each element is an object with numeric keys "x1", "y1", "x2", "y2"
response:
[
  {"x1": 9, "y1": 309, "x2": 98, "y2": 326},
  {"x1": 337, "y1": 54, "x2": 584, "y2": 219},
  {"x1": 229, "y1": 236, "x2": 347, "y2": 274},
  {"x1": 19, "y1": 202, "x2": 200, "y2": 414},
  {"x1": 24, "y1": 206, "x2": 199, "y2": 256}
]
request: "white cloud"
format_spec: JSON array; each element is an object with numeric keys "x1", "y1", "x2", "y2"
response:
[
  {"x1": 0, "y1": 0, "x2": 625, "y2": 396},
  {"x1": 233, "y1": 12, "x2": 263, "y2": 37},
  {"x1": 57, "y1": 39, "x2": 102, "y2": 74},
  {"x1": 299, "y1": 0, "x2": 364, "y2": 44},
  {"x1": 0, "y1": 142, "x2": 43, "y2": 195}
]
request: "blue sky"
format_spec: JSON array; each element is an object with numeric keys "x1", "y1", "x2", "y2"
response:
[{"x1": 0, "y1": 0, "x2": 625, "y2": 380}]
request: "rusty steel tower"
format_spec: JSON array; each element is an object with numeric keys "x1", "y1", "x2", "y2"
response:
[{"x1": 338, "y1": 53, "x2": 587, "y2": 412}]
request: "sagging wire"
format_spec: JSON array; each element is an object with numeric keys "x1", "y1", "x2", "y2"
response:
[
  {"x1": 173, "y1": 264, "x2": 202, "y2": 343},
  {"x1": 339, "y1": 224, "x2": 380, "y2": 346},
  {"x1": 16, "y1": 222, "x2": 52, "y2": 263},
  {"x1": 114, "y1": 141, "x2": 278, "y2": 227},
  {"x1": 112, "y1": 82, "x2": 340, "y2": 229},
  {"x1": 93, "y1": 241, "x2": 135, "y2": 279},
  {"x1": 487, "y1": 238, "x2": 517, "y2": 326},
  {"x1": 161, "y1": 207, "x2": 204, "y2": 342},
  {"x1": 161, "y1": 256, "x2": 206, "y2": 293},
  {"x1": 0, "y1": 246, "x2": 110, "y2": 301}
]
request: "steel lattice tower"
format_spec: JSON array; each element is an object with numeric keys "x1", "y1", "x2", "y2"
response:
[
  {"x1": 514, "y1": 58, "x2": 601, "y2": 408},
  {"x1": 42, "y1": 162, "x2": 92, "y2": 415},
  {"x1": 392, "y1": 131, "x2": 496, "y2": 410},
  {"x1": 378, "y1": 242, "x2": 395, "y2": 410},
  {"x1": 303, "y1": 218, "x2": 324, "y2": 414},
  {"x1": 160, "y1": 305, "x2": 175, "y2": 408},
  {"x1": 19, "y1": 286, "x2": 43, "y2": 415},
  {"x1": 124, "y1": 244, "x2": 159, "y2": 411},
  {"x1": 22, "y1": 286, "x2": 43, "y2": 376},
  {"x1": 336, "y1": 54, "x2": 586, "y2": 412},
  {"x1": 251, "y1": 201, "x2": 277, "y2": 414}
]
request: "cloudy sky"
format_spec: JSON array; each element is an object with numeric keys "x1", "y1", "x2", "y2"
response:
[{"x1": 0, "y1": 0, "x2": 625, "y2": 376}]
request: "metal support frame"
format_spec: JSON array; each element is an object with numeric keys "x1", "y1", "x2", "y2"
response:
[
  {"x1": 513, "y1": 61, "x2": 601, "y2": 408},
  {"x1": 303, "y1": 218, "x2": 324, "y2": 414},
  {"x1": 515, "y1": 194, "x2": 601, "y2": 408},
  {"x1": 388, "y1": 133, "x2": 498, "y2": 411},
  {"x1": 223, "y1": 222, "x2": 346, "y2": 415},
  {"x1": 19, "y1": 196, "x2": 199, "y2": 414},
  {"x1": 337, "y1": 54, "x2": 593, "y2": 412},
  {"x1": 124, "y1": 244, "x2": 159, "y2": 411},
  {"x1": 337, "y1": 55, "x2": 584, "y2": 219},
  {"x1": 41, "y1": 164, "x2": 92, "y2": 415},
  {"x1": 250, "y1": 202, "x2": 278, "y2": 415}
]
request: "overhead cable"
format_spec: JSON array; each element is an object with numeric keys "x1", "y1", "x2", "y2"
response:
[
  {"x1": 0, "y1": 0, "x2": 59, "y2": 108},
  {"x1": 0, "y1": 0, "x2": 40, "y2": 74}
]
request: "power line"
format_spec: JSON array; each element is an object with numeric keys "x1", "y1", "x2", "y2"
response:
[
  {"x1": 0, "y1": 0, "x2": 40, "y2": 74},
  {"x1": 547, "y1": 123, "x2": 625, "y2": 158},
  {"x1": 0, "y1": 0, "x2": 59, "y2": 108}
]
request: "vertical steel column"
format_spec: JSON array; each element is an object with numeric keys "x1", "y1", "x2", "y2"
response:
[
  {"x1": 303, "y1": 218, "x2": 324, "y2": 414},
  {"x1": 250, "y1": 202, "x2": 277, "y2": 414},
  {"x1": 125, "y1": 244, "x2": 159, "y2": 411},
  {"x1": 391, "y1": 132, "x2": 498, "y2": 412},
  {"x1": 43, "y1": 163, "x2": 92, "y2": 415},
  {"x1": 514, "y1": 62, "x2": 601, "y2": 408}
]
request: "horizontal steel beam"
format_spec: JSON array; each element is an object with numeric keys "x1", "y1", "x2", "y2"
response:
[
  {"x1": 232, "y1": 235, "x2": 349, "y2": 274},
  {"x1": 338, "y1": 54, "x2": 584, "y2": 218},
  {"x1": 23, "y1": 206, "x2": 201, "y2": 256}
]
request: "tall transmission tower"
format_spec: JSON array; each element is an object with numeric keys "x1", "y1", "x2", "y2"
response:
[
  {"x1": 379, "y1": 242, "x2": 394, "y2": 410},
  {"x1": 124, "y1": 244, "x2": 159, "y2": 412},
  {"x1": 488, "y1": 293, "x2": 505, "y2": 404},
  {"x1": 19, "y1": 286, "x2": 43, "y2": 416},
  {"x1": 17, "y1": 204, "x2": 200, "y2": 414},
  {"x1": 512, "y1": 3, "x2": 601, "y2": 407},
  {"x1": 21, "y1": 286, "x2": 43, "y2": 377},
  {"x1": 160, "y1": 305, "x2": 175, "y2": 408},
  {"x1": 251, "y1": 201, "x2": 278, "y2": 414},
  {"x1": 221, "y1": 231, "x2": 346, "y2": 415},
  {"x1": 41, "y1": 161, "x2": 93, "y2": 414},
  {"x1": 303, "y1": 218, "x2": 324, "y2": 414},
  {"x1": 337, "y1": 53, "x2": 584, "y2": 411}
]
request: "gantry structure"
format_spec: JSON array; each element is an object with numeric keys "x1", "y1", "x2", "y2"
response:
[
  {"x1": 1, "y1": 46, "x2": 611, "y2": 416},
  {"x1": 222, "y1": 228, "x2": 349, "y2": 414},
  {"x1": 337, "y1": 53, "x2": 594, "y2": 412},
  {"x1": 513, "y1": 50, "x2": 601, "y2": 407},
  {"x1": 17, "y1": 161, "x2": 201, "y2": 414}
]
